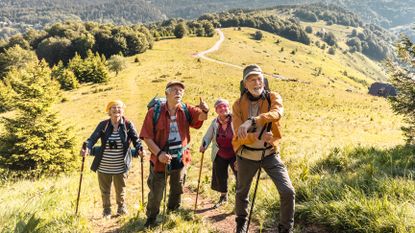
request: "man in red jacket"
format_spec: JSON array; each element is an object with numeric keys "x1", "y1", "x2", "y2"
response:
[{"x1": 140, "y1": 80, "x2": 209, "y2": 227}]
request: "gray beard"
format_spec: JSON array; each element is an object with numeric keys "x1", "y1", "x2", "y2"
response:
[{"x1": 250, "y1": 87, "x2": 264, "y2": 97}]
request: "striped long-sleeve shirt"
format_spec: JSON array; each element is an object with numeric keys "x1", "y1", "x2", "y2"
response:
[{"x1": 97, "y1": 131, "x2": 125, "y2": 174}]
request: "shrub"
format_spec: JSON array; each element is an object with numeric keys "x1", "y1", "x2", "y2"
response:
[
  {"x1": 174, "y1": 23, "x2": 188, "y2": 38},
  {"x1": 107, "y1": 54, "x2": 127, "y2": 76},
  {"x1": 254, "y1": 30, "x2": 263, "y2": 40}
]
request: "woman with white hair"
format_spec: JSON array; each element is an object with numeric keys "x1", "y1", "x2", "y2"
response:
[
  {"x1": 200, "y1": 98, "x2": 237, "y2": 208},
  {"x1": 81, "y1": 100, "x2": 142, "y2": 218}
]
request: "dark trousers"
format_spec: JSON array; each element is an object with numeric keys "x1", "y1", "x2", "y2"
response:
[
  {"x1": 235, "y1": 153, "x2": 295, "y2": 231},
  {"x1": 146, "y1": 164, "x2": 186, "y2": 219},
  {"x1": 211, "y1": 155, "x2": 237, "y2": 193}
]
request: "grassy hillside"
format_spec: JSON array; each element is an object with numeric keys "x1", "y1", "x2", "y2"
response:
[{"x1": 1, "y1": 27, "x2": 413, "y2": 233}]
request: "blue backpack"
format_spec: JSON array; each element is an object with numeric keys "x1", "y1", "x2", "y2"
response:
[
  {"x1": 147, "y1": 96, "x2": 191, "y2": 170},
  {"x1": 147, "y1": 96, "x2": 192, "y2": 129}
]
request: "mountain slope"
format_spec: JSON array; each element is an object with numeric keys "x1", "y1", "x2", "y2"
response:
[{"x1": 1, "y1": 27, "x2": 408, "y2": 232}]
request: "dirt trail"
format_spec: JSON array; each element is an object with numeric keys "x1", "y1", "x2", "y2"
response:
[
  {"x1": 88, "y1": 160, "x2": 260, "y2": 233},
  {"x1": 184, "y1": 187, "x2": 259, "y2": 233}
]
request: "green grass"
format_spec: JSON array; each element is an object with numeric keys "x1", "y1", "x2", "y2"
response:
[
  {"x1": 0, "y1": 25, "x2": 411, "y2": 232},
  {"x1": 295, "y1": 145, "x2": 415, "y2": 233}
]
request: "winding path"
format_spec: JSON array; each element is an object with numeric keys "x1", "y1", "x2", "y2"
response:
[{"x1": 194, "y1": 28, "x2": 288, "y2": 81}]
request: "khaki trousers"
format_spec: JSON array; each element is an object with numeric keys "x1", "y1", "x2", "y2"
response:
[{"x1": 97, "y1": 172, "x2": 127, "y2": 210}]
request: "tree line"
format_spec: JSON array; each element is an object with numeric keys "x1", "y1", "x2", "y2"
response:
[
  {"x1": 346, "y1": 26, "x2": 392, "y2": 61},
  {"x1": 198, "y1": 10, "x2": 311, "y2": 45}
]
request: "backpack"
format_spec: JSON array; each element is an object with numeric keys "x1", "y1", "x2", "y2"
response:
[
  {"x1": 147, "y1": 96, "x2": 191, "y2": 170},
  {"x1": 147, "y1": 96, "x2": 192, "y2": 127}
]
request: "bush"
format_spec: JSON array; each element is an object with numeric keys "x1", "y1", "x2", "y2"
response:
[
  {"x1": 305, "y1": 26, "x2": 313, "y2": 33},
  {"x1": 107, "y1": 54, "x2": 127, "y2": 76},
  {"x1": 328, "y1": 47, "x2": 336, "y2": 55},
  {"x1": 174, "y1": 23, "x2": 188, "y2": 38},
  {"x1": 254, "y1": 30, "x2": 263, "y2": 40}
]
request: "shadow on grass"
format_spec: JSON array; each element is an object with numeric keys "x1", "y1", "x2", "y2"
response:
[
  {"x1": 206, "y1": 211, "x2": 233, "y2": 222},
  {"x1": 117, "y1": 208, "x2": 199, "y2": 233}
]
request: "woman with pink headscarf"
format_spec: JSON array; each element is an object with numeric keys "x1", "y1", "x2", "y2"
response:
[{"x1": 200, "y1": 98, "x2": 237, "y2": 208}]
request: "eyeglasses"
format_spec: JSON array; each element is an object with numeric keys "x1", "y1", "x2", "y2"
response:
[
  {"x1": 167, "y1": 87, "x2": 184, "y2": 94},
  {"x1": 111, "y1": 106, "x2": 123, "y2": 110}
]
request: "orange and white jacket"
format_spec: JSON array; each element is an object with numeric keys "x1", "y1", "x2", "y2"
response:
[{"x1": 231, "y1": 91, "x2": 284, "y2": 153}]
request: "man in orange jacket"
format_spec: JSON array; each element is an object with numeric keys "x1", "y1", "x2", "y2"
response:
[{"x1": 232, "y1": 65, "x2": 295, "y2": 233}]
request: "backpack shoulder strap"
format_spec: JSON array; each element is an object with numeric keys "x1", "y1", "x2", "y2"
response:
[
  {"x1": 181, "y1": 102, "x2": 192, "y2": 123},
  {"x1": 152, "y1": 103, "x2": 162, "y2": 126},
  {"x1": 151, "y1": 102, "x2": 165, "y2": 137},
  {"x1": 123, "y1": 117, "x2": 130, "y2": 133},
  {"x1": 265, "y1": 91, "x2": 271, "y2": 111},
  {"x1": 102, "y1": 119, "x2": 110, "y2": 134}
]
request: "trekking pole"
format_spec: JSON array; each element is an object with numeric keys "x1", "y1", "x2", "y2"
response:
[
  {"x1": 75, "y1": 142, "x2": 87, "y2": 216},
  {"x1": 194, "y1": 141, "x2": 206, "y2": 211},
  {"x1": 140, "y1": 156, "x2": 144, "y2": 206},
  {"x1": 162, "y1": 163, "x2": 168, "y2": 231},
  {"x1": 246, "y1": 123, "x2": 272, "y2": 233}
]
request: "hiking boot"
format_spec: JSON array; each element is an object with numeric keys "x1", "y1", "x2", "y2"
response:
[
  {"x1": 167, "y1": 203, "x2": 180, "y2": 212},
  {"x1": 236, "y1": 218, "x2": 247, "y2": 233},
  {"x1": 116, "y1": 205, "x2": 128, "y2": 216},
  {"x1": 214, "y1": 193, "x2": 228, "y2": 208},
  {"x1": 102, "y1": 208, "x2": 111, "y2": 219},
  {"x1": 278, "y1": 224, "x2": 293, "y2": 233},
  {"x1": 144, "y1": 217, "x2": 157, "y2": 228}
]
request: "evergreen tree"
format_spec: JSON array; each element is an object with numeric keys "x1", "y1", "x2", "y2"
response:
[
  {"x1": 68, "y1": 51, "x2": 110, "y2": 83},
  {"x1": 0, "y1": 45, "x2": 38, "y2": 79},
  {"x1": 85, "y1": 51, "x2": 110, "y2": 83},
  {"x1": 0, "y1": 61, "x2": 77, "y2": 177},
  {"x1": 0, "y1": 45, "x2": 38, "y2": 112},
  {"x1": 51, "y1": 61, "x2": 79, "y2": 90},
  {"x1": 387, "y1": 36, "x2": 415, "y2": 144}
]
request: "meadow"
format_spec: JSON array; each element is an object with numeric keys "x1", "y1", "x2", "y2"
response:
[{"x1": 1, "y1": 26, "x2": 413, "y2": 233}]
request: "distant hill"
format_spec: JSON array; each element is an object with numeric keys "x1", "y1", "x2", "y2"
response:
[
  {"x1": 153, "y1": 0, "x2": 414, "y2": 40},
  {"x1": 0, "y1": 0, "x2": 165, "y2": 39},
  {"x1": 1, "y1": 0, "x2": 413, "y2": 40}
]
